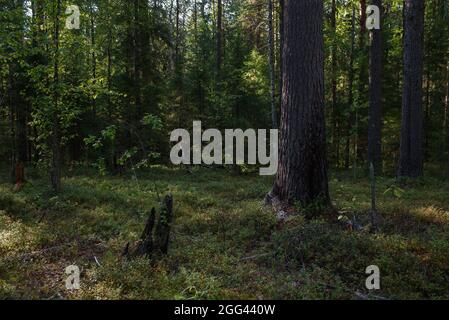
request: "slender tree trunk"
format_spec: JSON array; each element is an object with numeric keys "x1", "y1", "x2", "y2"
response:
[
  {"x1": 270, "y1": 0, "x2": 330, "y2": 208},
  {"x1": 16, "y1": 98, "x2": 27, "y2": 165},
  {"x1": 106, "y1": 0, "x2": 116, "y2": 171},
  {"x1": 358, "y1": 0, "x2": 368, "y2": 101},
  {"x1": 90, "y1": 5, "x2": 97, "y2": 118},
  {"x1": 278, "y1": 0, "x2": 284, "y2": 114},
  {"x1": 352, "y1": 0, "x2": 367, "y2": 175},
  {"x1": 133, "y1": 0, "x2": 142, "y2": 129},
  {"x1": 107, "y1": 0, "x2": 112, "y2": 102},
  {"x1": 398, "y1": 0, "x2": 425, "y2": 178},
  {"x1": 216, "y1": 0, "x2": 222, "y2": 77},
  {"x1": 368, "y1": 0, "x2": 383, "y2": 173},
  {"x1": 168, "y1": 0, "x2": 176, "y2": 73},
  {"x1": 175, "y1": 0, "x2": 180, "y2": 67},
  {"x1": 8, "y1": 64, "x2": 16, "y2": 183},
  {"x1": 424, "y1": 64, "x2": 430, "y2": 160},
  {"x1": 51, "y1": 0, "x2": 62, "y2": 192},
  {"x1": 32, "y1": 0, "x2": 45, "y2": 164},
  {"x1": 345, "y1": 5, "x2": 356, "y2": 169},
  {"x1": 424, "y1": 0, "x2": 433, "y2": 162},
  {"x1": 8, "y1": 0, "x2": 27, "y2": 184},
  {"x1": 331, "y1": 0, "x2": 338, "y2": 161},
  {"x1": 193, "y1": 0, "x2": 204, "y2": 116},
  {"x1": 268, "y1": 0, "x2": 278, "y2": 129},
  {"x1": 443, "y1": 58, "x2": 449, "y2": 157}
]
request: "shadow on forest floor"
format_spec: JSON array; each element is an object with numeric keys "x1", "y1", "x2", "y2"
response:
[{"x1": 0, "y1": 166, "x2": 448, "y2": 299}]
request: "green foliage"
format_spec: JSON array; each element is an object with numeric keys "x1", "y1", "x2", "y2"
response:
[
  {"x1": 1, "y1": 0, "x2": 448, "y2": 175},
  {"x1": 1, "y1": 168, "x2": 449, "y2": 299},
  {"x1": 294, "y1": 196, "x2": 331, "y2": 217},
  {"x1": 1, "y1": 0, "x2": 449, "y2": 301}
]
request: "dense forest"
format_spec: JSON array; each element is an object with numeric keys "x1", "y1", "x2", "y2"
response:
[{"x1": 1, "y1": 0, "x2": 449, "y2": 300}]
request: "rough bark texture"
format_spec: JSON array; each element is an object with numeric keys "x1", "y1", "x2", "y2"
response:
[
  {"x1": 398, "y1": 0, "x2": 425, "y2": 178},
  {"x1": 271, "y1": 0, "x2": 330, "y2": 207},
  {"x1": 368, "y1": 0, "x2": 383, "y2": 172}
]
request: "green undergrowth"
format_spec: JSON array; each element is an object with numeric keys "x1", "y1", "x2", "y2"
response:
[{"x1": 0, "y1": 166, "x2": 448, "y2": 299}]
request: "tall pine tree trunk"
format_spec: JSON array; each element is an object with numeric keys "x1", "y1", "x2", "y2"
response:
[
  {"x1": 398, "y1": 0, "x2": 425, "y2": 178},
  {"x1": 368, "y1": 0, "x2": 383, "y2": 172},
  {"x1": 270, "y1": 0, "x2": 330, "y2": 208}
]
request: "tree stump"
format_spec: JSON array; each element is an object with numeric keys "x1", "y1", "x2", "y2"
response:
[
  {"x1": 154, "y1": 194, "x2": 173, "y2": 254},
  {"x1": 123, "y1": 194, "x2": 174, "y2": 260}
]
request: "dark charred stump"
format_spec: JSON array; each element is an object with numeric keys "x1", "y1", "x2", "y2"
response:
[
  {"x1": 154, "y1": 194, "x2": 174, "y2": 254},
  {"x1": 123, "y1": 195, "x2": 174, "y2": 260},
  {"x1": 135, "y1": 208, "x2": 156, "y2": 257}
]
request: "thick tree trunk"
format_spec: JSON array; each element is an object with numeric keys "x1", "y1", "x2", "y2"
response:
[
  {"x1": 270, "y1": 0, "x2": 330, "y2": 208},
  {"x1": 268, "y1": 0, "x2": 278, "y2": 129},
  {"x1": 368, "y1": 0, "x2": 383, "y2": 172},
  {"x1": 398, "y1": 0, "x2": 425, "y2": 178}
]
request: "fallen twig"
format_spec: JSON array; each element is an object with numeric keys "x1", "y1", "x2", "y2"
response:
[
  {"x1": 94, "y1": 256, "x2": 101, "y2": 266},
  {"x1": 240, "y1": 252, "x2": 274, "y2": 261}
]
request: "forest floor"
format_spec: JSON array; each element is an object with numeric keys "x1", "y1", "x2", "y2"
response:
[{"x1": 0, "y1": 166, "x2": 448, "y2": 300}]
